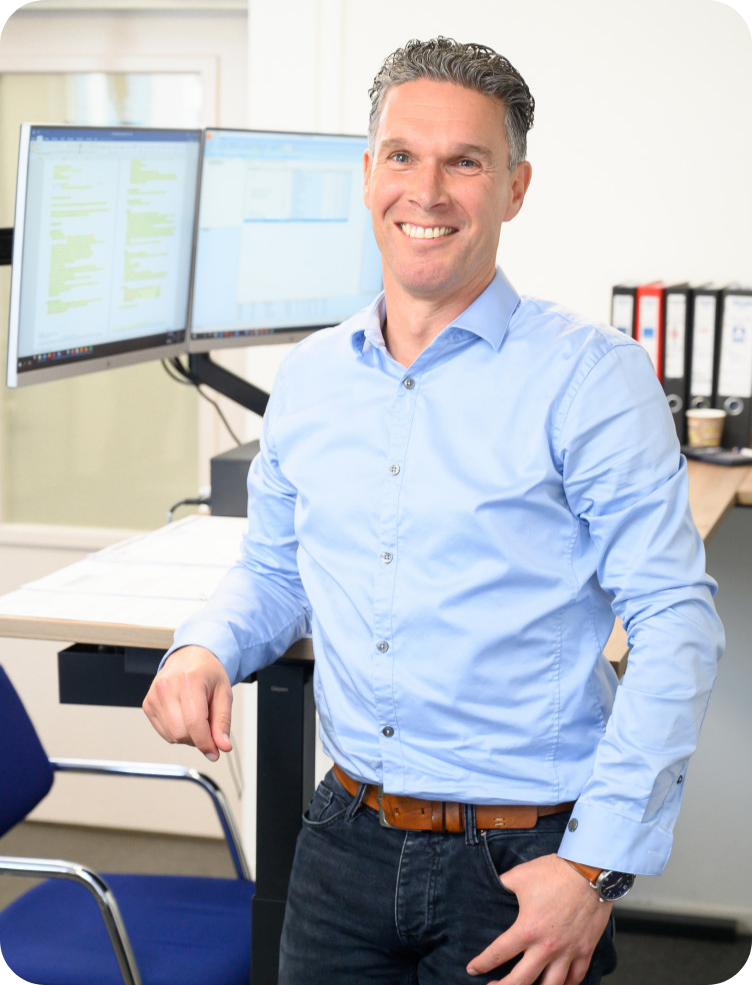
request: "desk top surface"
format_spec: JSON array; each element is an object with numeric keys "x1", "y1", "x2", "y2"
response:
[
  {"x1": 0, "y1": 514, "x2": 248, "y2": 650},
  {"x1": 0, "y1": 462, "x2": 749, "y2": 659}
]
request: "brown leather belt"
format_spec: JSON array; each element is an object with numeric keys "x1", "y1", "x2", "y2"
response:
[{"x1": 333, "y1": 764, "x2": 575, "y2": 834}]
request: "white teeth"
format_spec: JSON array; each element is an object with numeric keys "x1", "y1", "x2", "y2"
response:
[{"x1": 400, "y1": 223, "x2": 455, "y2": 239}]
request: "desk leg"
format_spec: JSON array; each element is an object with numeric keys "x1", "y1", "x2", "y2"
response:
[{"x1": 251, "y1": 661, "x2": 316, "y2": 985}]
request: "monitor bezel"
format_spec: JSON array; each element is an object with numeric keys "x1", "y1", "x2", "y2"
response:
[
  {"x1": 186, "y1": 126, "x2": 378, "y2": 356},
  {"x1": 7, "y1": 123, "x2": 202, "y2": 388}
]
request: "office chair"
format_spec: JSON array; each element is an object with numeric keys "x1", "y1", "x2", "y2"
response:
[{"x1": 0, "y1": 665, "x2": 254, "y2": 985}]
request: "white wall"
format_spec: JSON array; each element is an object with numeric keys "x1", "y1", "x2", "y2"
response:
[
  {"x1": 237, "y1": 0, "x2": 752, "y2": 435},
  {"x1": 245, "y1": 0, "x2": 752, "y2": 297}
]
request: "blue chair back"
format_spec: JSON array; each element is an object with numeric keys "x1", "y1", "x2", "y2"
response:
[{"x1": 0, "y1": 665, "x2": 54, "y2": 836}]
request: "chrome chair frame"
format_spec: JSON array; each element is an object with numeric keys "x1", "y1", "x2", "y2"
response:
[{"x1": 0, "y1": 757, "x2": 251, "y2": 985}]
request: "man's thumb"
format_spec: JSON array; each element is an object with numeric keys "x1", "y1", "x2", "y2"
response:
[{"x1": 209, "y1": 682, "x2": 233, "y2": 752}]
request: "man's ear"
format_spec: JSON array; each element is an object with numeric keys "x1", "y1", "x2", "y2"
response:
[{"x1": 504, "y1": 161, "x2": 533, "y2": 222}]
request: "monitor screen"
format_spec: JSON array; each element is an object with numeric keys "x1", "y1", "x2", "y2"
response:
[
  {"x1": 7, "y1": 124, "x2": 201, "y2": 387},
  {"x1": 188, "y1": 128, "x2": 382, "y2": 351}
]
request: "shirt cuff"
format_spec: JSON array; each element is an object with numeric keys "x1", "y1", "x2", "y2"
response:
[
  {"x1": 159, "y1": 622, "x2": 243, "y2": 684},
  {"x1": 557, "y1": 800, "x2": 673, "y2": 876}
]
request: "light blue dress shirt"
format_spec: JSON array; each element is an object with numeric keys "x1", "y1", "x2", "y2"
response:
[{"x1": 171, "y1": 267, "x2": 723, "y2": 876}]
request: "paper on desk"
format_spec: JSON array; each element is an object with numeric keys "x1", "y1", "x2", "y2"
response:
[
  {"x1": 95, "y1": 514, "x2": 248, "y2": 566},
  {"x1": 0, "y1": 585, "x2": 203, "y2": 630},
  {"x1": 0, "y1": 514, "x2": 248, "y2": 631},
  {"x1": 19, "y1": 557, "x2": 229, "y2": 601}
]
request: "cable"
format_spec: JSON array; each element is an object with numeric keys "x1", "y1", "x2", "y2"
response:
[
  {"x1": 161, "y1": 364, "x2": 244, "y2": 796},
  {"x1": 161, "y1": 358, "x2": 244, "y2": 447},
  {"x1": 226, "y1": 731, "x2": 243, "y2": 799},
  {"x1": 161, "y1": 358, "x2": 193, "y2": 385},
  {"x1": 166, "y1": 496, "x2": 211, "y2": 524}
]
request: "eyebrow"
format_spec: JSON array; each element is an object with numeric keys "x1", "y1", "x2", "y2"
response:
[
  {"x1": 451, "y1": 143, "x2": 495, "y2": 160},
  {"x1": 378, "y1": 138, "x2": 495, "y2": 161}
]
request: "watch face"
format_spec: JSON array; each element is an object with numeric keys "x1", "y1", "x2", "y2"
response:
[{"x1": 597, "y1": 870, "x2": 635, "y2": 902}]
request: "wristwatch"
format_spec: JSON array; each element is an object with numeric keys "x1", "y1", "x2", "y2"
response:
[{"x1": 565, "y1": 860, "x2": 635, "y2": 903}]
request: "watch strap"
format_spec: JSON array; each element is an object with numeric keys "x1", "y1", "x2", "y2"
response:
[{"x1": 564, "y1": 860, "x2": 602, "y2": 884}]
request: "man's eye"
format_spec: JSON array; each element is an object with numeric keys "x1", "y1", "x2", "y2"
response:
[
  {"x1": 456, "y1": 159, "x2": 479, "y2": 168},
  {"x1": 390, "y1": 152, "x2": 410, "y2": 164}
]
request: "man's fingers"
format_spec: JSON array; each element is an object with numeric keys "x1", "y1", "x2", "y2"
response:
[
  {"x1": 146, "y1": 674, "x2": 194, "y2": 744},
  {"x1": 180, "y1": 679, "x2": 218, "y2": 760},
  {"x1": 467, "y1": 926, "x2": 522, "y2": 977},
  {"x1": 209, "y1": 681, "x2": 233, "y2": 753},
  {"x1": 142, "y1": 645, "x2": 233, "y2": 761},
  {"x1": 495, "y1": 953, "x2": 546, "y2": 985},
  {"x1": 470, "y1": 944, "x2": 569, "y2": 985},
  {"x1": 142, "y1": 698, "x2": 172, "y2": 744},
  {"x1": 467, "y1": 855, "x2": 612, "y2": 985}
]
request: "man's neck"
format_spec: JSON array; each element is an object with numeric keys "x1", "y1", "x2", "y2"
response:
[{"x1": 381, "y1": 271, "x2": 495, "y2": 368}]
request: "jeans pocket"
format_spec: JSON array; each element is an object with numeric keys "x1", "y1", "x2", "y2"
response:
[
  {"x1": 479, "y1": 832, "x2": 519, "y2": 899},
  {"x1": 302, "y1": 771, "x2": 350, "y2": 829},
  {"x1": 479, "y1": 815, "x2": 570, "y2": 900}
]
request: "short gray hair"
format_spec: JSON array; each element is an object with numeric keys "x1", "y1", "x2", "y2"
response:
[{"x1": 368, "y1": 37, "x2": 535, "y2": 170}]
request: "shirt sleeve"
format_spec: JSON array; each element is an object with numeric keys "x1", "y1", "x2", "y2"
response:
[
  {"x1": 554, "y1": 341, "x2": 724, "y2": 875},
  {"x1": 164, "y1": 366, "x2": 312, "y2": 685}
]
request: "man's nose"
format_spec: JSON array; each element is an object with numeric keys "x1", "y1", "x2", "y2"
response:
[{"x1": 408, "y1": 162, "x2": 447, "y2": 209}]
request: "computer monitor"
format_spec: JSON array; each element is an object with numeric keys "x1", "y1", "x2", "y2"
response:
[
  {"x1": 188, "y1": 128, "x2": 382, "y2": 352},
  {"x1": 7, "y1": 124, "x2": 201, "y2": 387}
]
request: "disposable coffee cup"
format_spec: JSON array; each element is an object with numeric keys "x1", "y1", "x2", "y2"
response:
[{"x1": 686, "y1": 408, "x2": 726, "y2": 447}]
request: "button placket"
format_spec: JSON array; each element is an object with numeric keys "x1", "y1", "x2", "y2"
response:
[{"x1": 370, "y1": 372, "x2": 419, "y2": 773}]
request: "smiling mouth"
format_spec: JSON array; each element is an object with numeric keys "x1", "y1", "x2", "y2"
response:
[{"x1": 399, "y1": 223, "x2": 457, "y2": 240}]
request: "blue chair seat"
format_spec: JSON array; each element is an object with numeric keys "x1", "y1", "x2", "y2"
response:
[{"x1": 0, "y1": 873, "x2": 254, "y2": 985}]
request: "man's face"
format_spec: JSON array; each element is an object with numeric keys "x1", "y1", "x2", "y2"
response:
[{"x1": 363, "y1": 78, "x2": 531, "y2": 308}]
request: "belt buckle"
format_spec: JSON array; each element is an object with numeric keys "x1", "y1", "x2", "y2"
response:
[{"x1": 377, "y1": 786, "x2": 397, "y2": 829}]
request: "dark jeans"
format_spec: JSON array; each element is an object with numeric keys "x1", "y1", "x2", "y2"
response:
[{"x1": 279, "y1": 768, "x2": 617, "y2": 984}]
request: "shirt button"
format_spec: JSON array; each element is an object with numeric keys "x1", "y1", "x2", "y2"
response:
[
  {"x1": 381, "y1": 551, "x2": 393, "y2": 563},
  {"x1": 389, "y1": 464, "x2": 400, "y2": 475},
  {"x1": 376, "y1": 640, "x2": 389, "y2": 653},
  {"x1": 403, "y1": 377, "x2": 415, "y2": 389},
  {"x1": 382, "y1": 726, "x2": 395, "y2": 737}
]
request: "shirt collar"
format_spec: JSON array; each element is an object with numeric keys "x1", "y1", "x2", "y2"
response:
[{"x1": 349, "y1": 267, "x2": 520, "y2": 356}]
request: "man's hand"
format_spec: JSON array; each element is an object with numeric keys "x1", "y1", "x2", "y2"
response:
[
  {"x1": 467, "y1": 854, "x2": 612, "y2": 985},
  {"x1": 142, "y1": 645, "x2": 233, "y2": 762}
]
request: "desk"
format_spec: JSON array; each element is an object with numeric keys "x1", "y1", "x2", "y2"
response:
[
  {"x1": 736, "y1": 463, "x2": 752, "y2": 506},
  {"x1": 0, "y1": 461, "x2": 749, "y2": 982}
]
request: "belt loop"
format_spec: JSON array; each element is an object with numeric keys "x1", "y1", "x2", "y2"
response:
[
  {"x1": 430, "y1": 801, "x2": 444, "y2": 833},
  {"x1": 464, "y1": 804, "x2": 478, "y2": 846},
  {"x1": 345, "y1": 781, "x2": 367, "y2": 821}
]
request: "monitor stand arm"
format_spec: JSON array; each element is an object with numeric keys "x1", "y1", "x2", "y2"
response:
[{"x1": 187, "y1": 352, "x2": 269, "y2": 417}]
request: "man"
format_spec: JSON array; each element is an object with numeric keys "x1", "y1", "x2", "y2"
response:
[{"x1": 144, "y1": 38, "x2": 723, "y2": 985}]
